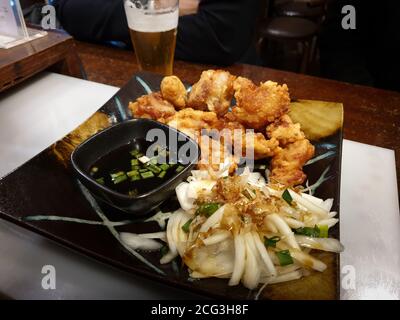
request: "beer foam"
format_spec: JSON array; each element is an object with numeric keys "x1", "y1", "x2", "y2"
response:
[{"x1": 124, "y1": 2, "x2": 178, "y2": 33}]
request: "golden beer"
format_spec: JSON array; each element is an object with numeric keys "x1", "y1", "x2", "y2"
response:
[
  {"x1": 124, "y1": 0, "x2": 179, "y2": 76},
  {"x1": 129, "y1": 28, "x2": 177, "y2": 75}
]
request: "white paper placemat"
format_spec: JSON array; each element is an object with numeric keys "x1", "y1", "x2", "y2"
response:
[
  {"x1": 0, "y1": 72, "x2": 119, "y2": 178},
  {"x1": 340, "y1": 141, "x2": 400, "y2": 299}
]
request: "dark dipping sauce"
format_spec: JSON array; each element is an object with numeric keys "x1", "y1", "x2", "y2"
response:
[{"x1": 89, "y1": 138, "x2": 187, "y2": 197}]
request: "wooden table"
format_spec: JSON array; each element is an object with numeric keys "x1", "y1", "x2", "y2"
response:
[
  {"x1": 75, "y1": 41, "x2": 400, "y2": 192},
  {"x1": 0, "y1": 29, "x2": 83, "y2": 92}
]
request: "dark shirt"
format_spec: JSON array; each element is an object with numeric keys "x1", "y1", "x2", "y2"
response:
[{"x1": 54, "y1": 0, "x2": 262, "y2": 65}]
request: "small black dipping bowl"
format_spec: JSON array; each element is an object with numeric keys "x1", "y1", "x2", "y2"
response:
[{"x1": 71, "y1": 118, "x2": 200, "y2": 215}]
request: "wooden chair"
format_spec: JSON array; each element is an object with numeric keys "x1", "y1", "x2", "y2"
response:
[
  {"x1": 257, "y1": 0, "x2": 327, "y2": 73},
  {"x1": 275, "y1": 0, "x2": 326, "y2": 21},
  {"x1": 260, "y1": 16, "x2": 317, "y2": 73},
  {"x1": 275, "y1": 0, "x2": 328, "y2": 66}
]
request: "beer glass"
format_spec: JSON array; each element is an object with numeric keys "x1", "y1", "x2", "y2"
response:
[{"x1": 124, "y1": 0, "x2": 179, "y2": 75}]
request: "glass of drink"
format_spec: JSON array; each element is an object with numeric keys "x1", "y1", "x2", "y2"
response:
[{"x1": 124, "y1": 0, "x2": 179, "y2": 76}]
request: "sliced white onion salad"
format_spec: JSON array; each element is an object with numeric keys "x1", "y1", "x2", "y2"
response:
[
  {"x1": 161, "y1": 168, "x2": 343, "y2": 290},
  {"x1": 119, "y1": 232, "x2": 165, "y2": 251},
  {"x1": 294, "y1": 235, "x2": 344, "y2": 252},
  {"x1": 199, "y1": 205, "x2": 226, "y2": 233}
]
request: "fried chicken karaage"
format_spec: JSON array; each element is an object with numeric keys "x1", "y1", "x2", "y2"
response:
[
  {"x1": 128, "y1": 70, "x2": 314, "y2": 186},
  {"x1": 160, "y1": 76, "x2": 187, "y2": 109},
  {"x1": 164, "y1": 108, "x2": 220, "y2": 140},
  {"x1": 266, "y1": 114, "x2": 305, "y2": 146},
  {"x1": 216, "y1": 120, "x2": 279, "y2": 160},
  {"x1": 128, "y1": 92, "x2": 176, "y2": 121},
  {"x1": 270, "y1": 139, "x2": 315, "y2": 186},
  {"x1": 187, "y1": 70, "x2": 236, "y2": 116},
  {"x1": 232, "y1": 77, "x2": 290, "y2": 130},
  {"x1": 245, "y1": 133, "x2": 279, "y2": 160},
  {"x1": 265, "y1": 114, "x2": 313, "y2": 185},
  {"x1": 197, "y1": 135, "x2": 238, "y2": 173}
]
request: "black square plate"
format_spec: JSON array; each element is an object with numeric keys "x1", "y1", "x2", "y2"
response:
[{"x1": 0, "y1": 72, "x2": 343, "y2": 299}]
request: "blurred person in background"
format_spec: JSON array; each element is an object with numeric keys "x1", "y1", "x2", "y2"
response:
[{"x1": 53, "y1": 0, "x2": 263, "y2": 66}]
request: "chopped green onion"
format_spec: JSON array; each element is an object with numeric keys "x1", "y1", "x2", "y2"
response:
[
  {"x1": 96, "y1": 177, "x2": 105, "y2": 185},
  {"x1": 129, "y1": 149, "x2": 140, "y2": 157},
  {"x1": 146, "y1": 166, "x2": 157, "y2": 174},
  {"x1": 139, "y1": 168, "x2": 148, "y2": 173},
  {"x1": 112, "y1": 174, "x2": 127, "y2": 184},
  {"x1": 127, "y1": 170, "x2": 139, "y2": 177},
  {"x1": 130, "y1": 175, "x2": 140, "y2": 181},
  {"x1": 294, "y1": 225, "x2": 321, "y2": 237},
  {"x1": 149, "y1": 158, "x2": 158, "y2": 165},
  {"x1": 282, "y1": 189, "x2": 293, "y2": 205},
  {"x1": 131, "y1": 159, "x2": 139, "y2": 166},
  {"x1": 141, "y1": 171, "x2": 154, "y2": 179},
  {"x1": 195, "y1": 203, "x2": 221, "y2": 217},
  {"x1": 276, "y1": 250, "x2": 293, "y2": 266},
  {"x1": 147, "y1": 164, "x2": 161, "y2": 174},
  {"x1": 264, "y1": 236, "x2": 280, "y2": 248},
  {"x1": 181, "y1": 218, "x2": 193, "y2": 233},
  {"x1": 110, "y1": 171, "x2": 125, "y2": 179},
  {"x1": 131, "y1": 165, "x2": 140, "y2": 170},
  {"x1": 318, "y1": 225, "x2": 329, "y2": 238},
  {"x1": 175, "y1": 165, "x2": 185, "y2": 173},
  {"x1": 158, "y1": 171, "x2": 167, "y2": 178},
  {"x1": 159, "y1": 164, "x2": 170, "y2": 171}
]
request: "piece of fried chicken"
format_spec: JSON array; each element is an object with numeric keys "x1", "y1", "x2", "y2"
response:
[
  {"x1": 216, "y1": 124, "x2": 278, "y2": 160},
  {"x1": 129, "y1": 93, "x2": 176, "y2": 121},
  {"x1": 270, "y1": 139, "x2": 315, "y2": 186},
  {"x1": 197, "y1": 135, "x2": 238, "y2": 173},
  {"x1": 163, "y1": 109, "x2": 238, "y2": 173},
  {"x1": 187, "y1": 70, "x2": 236, "y2": 116},
  {"x1": 245, "y1": 133, "x2": 279, "y2": 160},
  {"x1": 266, "y1": 114, "x2": 305, "y2": 146},
  {"x1": 215, "y1": 117, "x2": 279, "y2": 160},
  {"x1": 232, "y1": 77, "x2": 290, "y2": 130},
  {"x1": 164, "y1": 108, "x2": 221, "y2": 141},
  {"x1": 160, "y1": 76, "x2": 187, "y2": 109}
]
